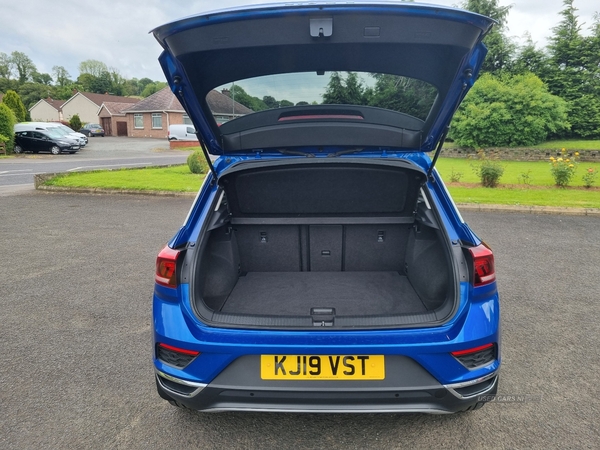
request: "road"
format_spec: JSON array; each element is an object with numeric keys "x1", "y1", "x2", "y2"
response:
[
  {"x1": 0, "y1": 137, "x2": 190, "y2": 193},
  {"x1": 0, "y1": 191, "x2": 599, "y2": 449}
]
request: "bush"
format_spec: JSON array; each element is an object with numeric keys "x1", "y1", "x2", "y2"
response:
[
  {"x1": 471, "y1": 150, "x2": 504, "y2": 188},
  {"x1": 549, "y1": 148, "x2": 578, "y2": 187},
  {"x1": 449, "y1": 169, "x2": 463, "y2": 182},
  {"x1": 582, "y1": 167, "x2": 598, "y2": 188},
  {"x1": 69, "y1": 114, "x2": 82, "y2": 132},
  {"x1": 187, "y1": 151, "x2": 205, "y2": 174},
  {"x1": 1, "y1": 90, "x2": 26, "y2": 123},
  {"x1": 0, "y1": 103, "x2": 16, "y2": 152},
  {"x1": 451, "y1": 73, "x2": 570, "y2": 148},
  {"x1": 518, "y1": 170, "x2": 533, "y2": 186}
]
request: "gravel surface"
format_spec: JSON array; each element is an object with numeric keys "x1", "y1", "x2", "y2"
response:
[{"x1": 1, "y1": 192, "x2": 599, "y2": 449}]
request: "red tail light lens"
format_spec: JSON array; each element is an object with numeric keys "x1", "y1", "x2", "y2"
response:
[
  {"x1": 451, "y1": 343, "x2": 495, "y2": 357},
  {"x1": 451, "y1": 343, "x2": 497, "y2": 369},
  {"x1": 155, "y1": 246, "x2": 180, "y2": 287},
  {"x1": 469, "y1": 243, "x2": 495, "y2": 286},
  {"x1": 156, "y1": 343, "x2": 200, "y2": 368},
  {"x1": 157, "y1": 342, "x2": 200, "y2": 356}
]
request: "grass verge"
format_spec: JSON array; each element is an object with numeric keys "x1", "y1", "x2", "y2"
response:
[
  {"x1": 43, "y1": 158, "x2": 600, "y2": 209},
  {"x1": 436, "y1": 158, "x2": 600, "y2": 208},
  {"x1": 435, "y1": 158, "x2": 600, "y2": 187},
  {"x1": 44, "y1": 164, "x2": 206, "y2": 192},
  {"x1": 444, "y1": 139, "x2": 600, "y2": 150}
]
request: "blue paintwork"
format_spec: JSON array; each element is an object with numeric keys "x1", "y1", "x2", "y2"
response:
[
  {"x1": 153, "y1": 281, "x2": 499, "y2": 385},
  {"x1": 151, "y1": 2, "x2": 500, "y2": 405}
]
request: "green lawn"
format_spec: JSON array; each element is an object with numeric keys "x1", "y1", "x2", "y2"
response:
[
  {"x1": 530, "y1": 140, "x2": 600, "y2": 150},
  {"x1": 436, "y1": 158, "x2": 600, "y2": 208},
  {"x1": 43, "y1": 157, "x2": 600, "y2": 209},
  {"x1": 446, "y1": 186, "x2": 600, "y2": 209},
  {"x1": 444, "y1": 139, "x2": 600, "y2": 150},
  {"x1": 45, "y1": 164, "x2": 205, "y2": 192},
  {"x1": 435, "y1": 158, "x2": 600, "y2": 187}
]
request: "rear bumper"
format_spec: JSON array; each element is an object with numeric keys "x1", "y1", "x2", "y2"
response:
[{"x1": 155, "y1": 355, "x2": 499, "y2": 414}]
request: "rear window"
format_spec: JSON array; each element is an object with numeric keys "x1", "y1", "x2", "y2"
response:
[{"x1": 208, "y1": 71, "x2": 437, "y2": 125}]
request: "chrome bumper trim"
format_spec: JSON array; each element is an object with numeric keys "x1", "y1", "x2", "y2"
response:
[
  {"x1": 155, "y1": 369, "x2": 207, "y2": 398},
  {"x1": 444, "y1": 371, "x2": 499, "y2": 399}
]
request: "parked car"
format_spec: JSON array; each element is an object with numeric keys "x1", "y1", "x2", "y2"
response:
[
  {"x1": 15, "y1": 122, "x2": 87, "y2": 147},
  {"x1": 151, "y1": 2, "x2": 500, "y2": 414},
  {"x1": 14, "y1": 129, "x2": 80, "y2": 154},
  {"x1": 168, "y1": 124, "x2": 197, "y2": 141},
  {"x1": 55, "y1": 124, "x2": 88, "y2": 145},
  {"x1": 80, "y1": 123, "x2": 105, "y2": 137}
]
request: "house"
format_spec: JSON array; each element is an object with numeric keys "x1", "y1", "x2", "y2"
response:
[
  {"x1": 98, "y1": 102, "x2": 136, "y2": 136},
  {"x1": 28, "y1": 91, "x2": 140, "y2": 130},
  {"x1": 60, "y1": 91, "x2": 139, "y2": 125},
  {"x1": 29, "y1": 98, "x2": 67, "y2": 122},
  {"x1": 122, "y1": 86, "x2": 253, "y2": 139}
]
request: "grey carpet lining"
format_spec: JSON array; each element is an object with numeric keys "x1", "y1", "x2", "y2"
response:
[{"x1": 219, "y1": 271, "x2": 426, "y2": 316}]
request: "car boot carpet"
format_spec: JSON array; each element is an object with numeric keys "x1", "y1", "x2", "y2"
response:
[{"x1": 219, "y1": 271, "x2": 427, "y2": 316}]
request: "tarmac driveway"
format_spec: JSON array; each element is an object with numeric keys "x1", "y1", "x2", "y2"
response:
[
  {"x1": 1, "y1": 191, "x2": 599, "y2": 449},
  {"x1": 0, "y1": 137, "x2": 190, "y2": 192}
]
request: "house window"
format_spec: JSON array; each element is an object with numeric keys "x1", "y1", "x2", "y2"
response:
[
  {"x1": 182, "y1": 114, "x2": 192, "y2": 125},
  {"x1": 134, "y1": 114, "x2": 143, "y2": 129},
  {"x1": 152, "y1": 113, "x2": 162, "y2": 129}
]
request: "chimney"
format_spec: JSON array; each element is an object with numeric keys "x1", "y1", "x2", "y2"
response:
[{"x1": 221, "y1": 89, "x2": 231, "y2": 98}]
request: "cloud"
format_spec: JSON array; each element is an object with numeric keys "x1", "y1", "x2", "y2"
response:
[{"x1": 0, "y1": 0, "x2": 598, "y2": 83}]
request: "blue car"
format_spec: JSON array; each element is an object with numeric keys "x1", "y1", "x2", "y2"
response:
[{"x1": 152, "y1": 2, "x2": 500, "y2": 413}]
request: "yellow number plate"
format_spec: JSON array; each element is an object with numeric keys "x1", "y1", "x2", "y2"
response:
[{"x1": 260, "y1": 355, "x2": 385, "y2": 380}]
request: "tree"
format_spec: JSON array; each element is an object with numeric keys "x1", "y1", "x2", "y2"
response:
[
  {"x1": 18, "y1": 83, "x2": 54, "y2": 110},
  {"x1": 32, "y1": 71, "x2": 53, "y2": 86},
  {"x1": 138, "y1": 77, "x2": 154, "y2": 91},
  {"x1": 0, "y1": 103, "x2": 17, "y2": 152},
  {"x1": 263, "y1": 95, "x2": 279, "y2": 109},
  {"x1": 322, "y1": 72, "x2": 370, "y2": 105},
  {"x1": 123, "y1": 77, "x2": 154, "y2": 96},
  {"x1": 369, "y1": 74, "x2": 436, "y2": 120},
  {"x1": 512, "y1": 33, "x2": 552, "y2": 79},
  {"x1": 77, "y1": 73, "x2": 96, "y2": 92},
  {"x1": 52, "y1": 66, "x2": 71, "y2": 87},
  {"x1": 229, "y1": 85, "x2": 267, "y2": 111},
  {"x1": 545, "y1": 0, "x2": 600, "y2": 138},
  {"x1": 460, "y1": 0, "x2": 515, "y2": 75},
  {"x1": 0, "y1": 52, "x2": 11, "y2": 79},
  {"x1": 1, "y1": 90, "x2": 27, "y2": 122},
  {"x1": 10, "y1": 51, "x2": 37, "y2": 83},
  {"x1": 79, "y1": 60, "x2": 109, "y2": 77},
  {"x1": 450, "y1": 73, "x2": 570, "y2": 147},
  {"x1": 107, "y1": 68, "x2": 126, "y2": 95},
  {"x1": 141, "y1": 81, "x2": 167, "y2": 97},
  {"x1": 77, "y1": 71, "x2": 112, "y2": 94}
]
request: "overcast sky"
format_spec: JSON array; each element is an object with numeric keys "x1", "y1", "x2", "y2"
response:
[{"x1": 0, "y1": 0, "x2": 598, "y2": 83}]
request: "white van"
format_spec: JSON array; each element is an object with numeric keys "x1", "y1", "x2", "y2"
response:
[
  {"x1": 15, "y1": 122, "x2": 87, "y2": 147},
  {"x1": 168, "y1": 124, "x2": 197, "y2": 141}
]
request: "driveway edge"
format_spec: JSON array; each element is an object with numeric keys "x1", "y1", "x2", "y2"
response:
[{"x1": 456, "y1": 203, "x2": 600, "y2": 216}]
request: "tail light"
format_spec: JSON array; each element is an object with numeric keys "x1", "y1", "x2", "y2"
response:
[
  {"x1": 469, "y1": 243, "x2": 495, "y2": 286},
  {"x1": 155, "y1": 246, "x2": 180, "y2": 287},
  {"x1": 451, "y1": 343, "x2": 497, "y2": 369},
  {"x1": 156, "y1": 342, "x2": 200, "y2": 368}
]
